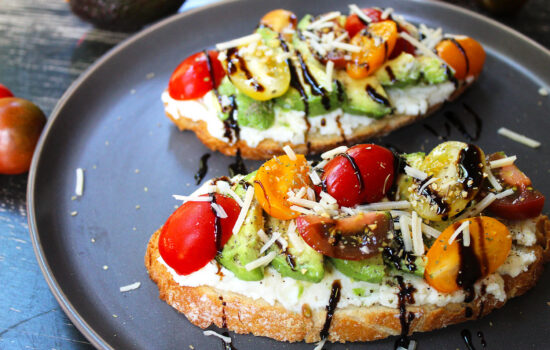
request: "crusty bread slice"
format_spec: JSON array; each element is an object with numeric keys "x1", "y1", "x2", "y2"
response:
[
  {"x1": 145, "y1": 215, "x2": 550, "y2": 343},
  {"x1": 163, "y1": 82, "x2": 472, "y2": 160}
]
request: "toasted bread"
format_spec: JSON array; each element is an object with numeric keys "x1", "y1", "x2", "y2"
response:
[
  {"x1": 145, "y1": 215, "x2": 550, "y2": 343},
  {"x1": 163, "y1": 82, "x2": 472, "y2": 160}
]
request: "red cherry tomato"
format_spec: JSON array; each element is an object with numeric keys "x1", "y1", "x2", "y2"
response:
[
  {"x1": 322, "y1": 144, "x2": 395, "y2": 207},
  {"x1": 344, "y1": 8, "x2": 383, "y2": 38},
  {"x1": 296, "y1": 212, "x2": 391, "y2": 260},
  {"x1": 0, "y1": 84, "x2": 14, "y2": 99},
  {"x1": 168, "y1": 51, "x2": 225, "y2": 101},
  {"x1": 489, "y1": 189, "x2": 545, "y2": 220},
  {"x1": 159, "y1": 194, "x2": 240, "y2": 275}
]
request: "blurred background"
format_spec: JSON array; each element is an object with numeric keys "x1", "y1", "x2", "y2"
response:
[{"x1": 0, "y1": 0, "x2": 548, "y2": 349}]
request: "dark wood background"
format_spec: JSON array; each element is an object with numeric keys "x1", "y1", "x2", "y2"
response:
[{"x1": 0, "y1": 0, "x2": 548, "y2": 348}]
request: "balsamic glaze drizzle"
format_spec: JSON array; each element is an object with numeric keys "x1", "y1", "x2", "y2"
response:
[
  {"x1": 386, "y1": 66, "x2": 397, "y2": 83},
  {"x1": 394, "y1": 276, "x2": 417, "y2": 350},
  {"x1": 448, "y1": 38, "x2": 470, "y2": 76},
  {"x1": 461, "y1": 329, "x2": 477, "y2": 350},
  {"x1": 340, "y1": 153, "x2": 363, "y2": 191},
  {"x1": 456, "y1": 223, "x2": 482, "y2": 302},
  {"x1": 366, "y1": 85, "x2": 392, "y2": 108},
  {"x1": 210, "y1": 194, "x2": 223, "y2": 254},
  {"x1": 320, "y1": 280, "x2": 342, "y2": 341},
  {"x1": 457, "y1": 144, "x2": 484, "y2": 195},
  {"x1": 477, "y1": 330, "x2": 487, "y2": 348},
  {"x1": 415, "y1": 175, "x2": 449, "y2": 217},
  {"x1": 218, "y1": 296, "x2": 237, "y2": 350},
  {"x1": 462, "y1": 103, "x2": 483, "y2": 141},
  {"x1": 194, "y1": 153, "x2": 211, "y2": 185},
  {"x1": 296, "y1": 51, "x2": 331, "y2": 110},
  {"x1": 228, "y1": 149, "x2": 247, "y2": 177}
]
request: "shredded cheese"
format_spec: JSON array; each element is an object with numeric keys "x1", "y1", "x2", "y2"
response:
[
  {"x1": 449, "y1": 220, "x2": 470, "y2": 245},
  {"x1": 257, "y1": 228, "x2": 269, "y2": 243},
  {"x1": 307, "y1": 11, "x2": 341, "y2": 30},
  {"x1": 215, "y1": 33, "x2": 261, "y2": 51},
  {"x1": 232, "y1": 186, "x2": 254, "y2": 234},
  {"x1": 203, "y1": 330, "x2": 232, "y2": 343},
  {"x1": 75, "y1": 168, "x2": 84, "y2": 197},
  {"x1": 309, "y1": 171, "x2": 322, "y2": 185},
  {"x1": 400, "y1": 215, "x2": 413, "y2": 252},
  {"x1": 411, "y1": 211, "x2": 424, "y2": 256},
  {"x1": 390, "y1": 210, "x2": 441, "y2": 238},
  {"x1": 321, "y1": 146, "x2": 348, "y2": 159},
  {"x1": 485, "y1": 167, "x2": 502, "y2": 192},
  {"x1": 288, "y1": 196, "x2": 318, "y2": 209},
  {"x1": 172, "y1": 194, "x2": 211, "y2": 202},
  {"x1": 325, "y1": 60, "x2": 334, "y2": 92},
  {"x1": 290, "y1": 205, "x2": 315, "y2": 215},
  {"x1": 489, "y1": 155, "x2": 516, "y2": 169},
  {"x1": 404, "y1": 165, "x2": 428, "y2": 181},
  {"x1": 356, "y1": 200, "x2": 411, "y2": 211},
  {"x1": 119, "y1": 282, "x2": 141, "y2": 292},
  {"x1": 320, "y1": 191, "x2": 337, "y2": 204},
  {"x1": 244, "y1": 251, "x2": 277, "y2": 271},
  {"x1": 211, "y1": 202, "x2": 228, "y2": 218},
  {"x1": 286, "y1": 220, "x2": 305, "y2": 253},
  {"x1": 314, "y1": 338, "x2": 327, "y2": 350},
  {"x1": 457, "y1": 193, "x2": 496, "y2": 220},
  {"x1": 399, "y1": 32, "x2": 449, "y2": 67},
  {"x1": 497, "y1": 127, "x2": 541, "y2": 148},
  {"x1": 283, "y1": 145, "x2": 297, "y2": 160},
  {"x1": 349, "y1": 4, "x2": 371, "y2": 23},
  {"x1": 381, "y1": 7, "x2": 394, "y2": 20},
  {"x1": 216, "y1": 181, "x2": 245, "y2": 207},
  {"x1": 462, "y1": 223, "x2": 471, "y2": 247},
  {"x1": 330, "y1": 41, "x2": 361, "y2": 52},
  {"x1": 418, "y1": 177, "x2": 438, "y2": 194},
  {"x1": 495, "y1": 188, "x2": 515, "y2": 199}
]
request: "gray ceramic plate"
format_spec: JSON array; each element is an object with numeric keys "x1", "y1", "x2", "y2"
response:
[{"x1": 28, "y1": 0, "x2": 550, "y2": 349}]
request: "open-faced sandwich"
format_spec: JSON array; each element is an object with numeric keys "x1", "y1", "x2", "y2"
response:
[
  {"x1": 145, "y1": 141, "x2": 549, "y2": 347},
  {"x1": 162, "y1": 5, "x2": 486, "y2": 159}
]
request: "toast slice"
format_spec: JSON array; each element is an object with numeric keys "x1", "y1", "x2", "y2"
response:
[
  {"x1": 145, "y1": 215, "x2": 550, "y2": 343},
  {"x1": 163, "y1": 82, "x2": 472, "y2": 160}
]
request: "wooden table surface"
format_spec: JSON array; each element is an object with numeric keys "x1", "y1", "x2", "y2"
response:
[{"x1": 0, "y1": 0, "x2": 548, "y2": 349}]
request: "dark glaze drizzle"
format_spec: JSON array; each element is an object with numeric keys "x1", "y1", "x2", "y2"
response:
[
  {"x1": 194, "y1": 153, "x2": 211, "y2": 185},
  {"x1": 340, "y1": 153, "x2": 363, "y2": 191},
  {"x1": 385, "y1": 66, "x2": 397, "y2": 83},
  {"x1": 218, "y1": 296, "x2": 237, "y2": 350},
  {"x1": 210, "y1": 193, "x2": 223, "y2": 254},
  {"x1": 465, "y1": 306, "x2": 473, "y2": 318},
  {"x1": 457, "y1": 144, "x2": 484, "y2": 195},
  {"x1": 222, "y1": 95, "x2": 240, "y2": 143},
  {"x1": 335, "y1": 115, "x2": 347, "y2": 143},
  {"x1": 204, "y1": 50, "x2": 220, "y2": 98},
  {"x1": 423, "y1": 123, "x2": 448, "y2": 141},
  {"x1": 394, "y1": 275, "x2": 417, "y2": 350},
  {"x1": 447, "y1": 38, "x2": 470, "y2": 76},
  {"x1": 254, "y1": 180, "x2": 271, "y2": 212},
  {"x1": 477, "y1": 331, "x2": 487, "y2": 348},
  {"x1": 320, "y1": 280, "x2": 342, "y2": 341},
  {"x1": 461, "y1": 329, "x2": 477, "y2": 350},
  {"x1": 296, "y1": 51, "x2": 331, "y2": 110},
  {"x1": 228, "y1": 149, "x2": 247, "y2": 177},
  {"x1": 446, "y1": 65, "x2": 459, "y2": 87},
  {"x1": 416, "y1": 175, "x2": 449, "y2": 218},
  {"x1": 445, "y1": 111, "x2": 479, "y2": 142},
  {"x1": 366, "y1": 85, "x2": 391, "y2": 108},
  {"x1": 276, "y1": 241, "x2": 296, "y2": 270},
  {"x1": 477, "y1": 284, "x2": 487, "y2": 319},
  {"x1": 462, "y1": 103, "x2": 483, "y2": 141},
  {"x1": 227, "y1": 48, "x2": 264, "y2": 92},
  {"x1": 455, "y1": 222, "x2": 482, "y2": 302}
]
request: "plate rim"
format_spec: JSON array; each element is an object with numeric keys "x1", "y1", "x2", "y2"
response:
[{"x1": 26, "y1": 0, "x2": 550, "y2": 349}]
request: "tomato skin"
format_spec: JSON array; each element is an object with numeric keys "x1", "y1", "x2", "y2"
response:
[
  {"x1": 435, "y1": 37, "x2": 485, "y2": 80},
  {"x1": 0, "y1": 98, "x2": 46, "y2": 175},
  {"x1": 344, "y1": 8, "x2": 383, "y2": 38},
  {"x1": 159, "y1": 194, "x2": 240, "y2": 275},
  {"x1": 168, "y1": 51, "x2": 225, "y2": 101},
  {"x1": 322, "y1": 144, "x2": 395, "y2": 207},
  {"x1": 296, "y1": 212, "x2": 391, "y2": 260},
  {"x1": 0, "y1": 84, "x2": 14, "y2": 99}
]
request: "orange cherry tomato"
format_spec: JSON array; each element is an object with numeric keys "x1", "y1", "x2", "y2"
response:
[
  {"x1": 259, "y1": 9, "x2": 297, "y2": 40},
  {"x1": 424, "y1": 216, "x2": 512, "y2": 293},
  {"x1": 254, "y1": 154, "x2": 311, "y2": 220},
  {"x1": 435, "y1": 37, "x2": 485, "y2": 80},
  {"x1": 346, "y1": 21, "x2": 398, "y2": 79}
]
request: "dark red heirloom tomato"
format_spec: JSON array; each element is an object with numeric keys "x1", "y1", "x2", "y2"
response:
[
  {"x1": 0, "y1": 84, "x2": 14, "y2": 99},
  {"x1": 487, "y1": 154, "x2": 545, "y2": 220},
  {"x1": 322, "y1": 144, "x2": 395, "y2": 207},
  {"x1": 344, "y1": 8, "x2": 383, "y2": 38},
  {"x1": 159, "y1": 194, "x2": 240, "y2": 275},
  {"x1": 168, "y1": 50, "x2": 225, "y2": 101},
  {"x1": 296, "y1": 212, "x2": 391, "y2": 260}
]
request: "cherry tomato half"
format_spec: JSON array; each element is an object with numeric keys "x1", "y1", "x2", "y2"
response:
[
  {"x1": 296, "y1": 212, "x2": 391, "y2": 260},
  {"x1": 0, "y1": 98, "x2": 46, "y2": 175},
  {"x1": 168, "y1": 50, "x2": 226, "y2": 101},
  {"x1": 159, "y1": 194, "x2": 240, "y2": 275},
  {"x1": 322, "y1": 144, "x2": 395, "y2": 207},
  {"x1": 0, "y1": 84, "x2": 14, "y2": 99},
  {"x1": 344, "y1": 8, "x2": 383, "y2": 38}
]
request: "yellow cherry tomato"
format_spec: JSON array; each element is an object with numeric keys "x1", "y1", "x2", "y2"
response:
[{"x1": 436, "y1": 37, "x2": 486, "y2": 80}]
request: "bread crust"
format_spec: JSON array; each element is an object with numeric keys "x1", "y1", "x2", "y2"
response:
[
  {"x1": 163, "y1": 82, "x2": 472, "y2": 160},
  {"x1": 145, "y1": 215, "x2": 550, "y2": 343}
]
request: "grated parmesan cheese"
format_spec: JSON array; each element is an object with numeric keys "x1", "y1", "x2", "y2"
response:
[
  {"x1": 495, "y1": 188, "x2": 515, "y2": 199},
  {"x1": 257, "y1": 228, "x2": 269, "y2": 243},
  {"x1": 457, "y1": 193, "x2": 496, "y2": 220},
  {"x1": 404, "y1": 165, "x2": 428, "y2": 181},
  {"x1": 75, "y1": 168, "x2": 84, "y2": 197},
  {"x1": 356, "y1": 200, "x2": 411, "y2": 211},
  {"x1": 497, "y1": 127, "x2": 541, "y2": 148},
  {"x1": 211, "y1": 202, "x2": 228, "y2": 219},
  {"x1": 381, "y1": 7, "x2": 394, "y2": 20},
  {"x1": 348, "y1": 4, "x2": 371, "y2": 23},
  {"x1": 411, "y1": 211, "x2": 424, "y2": 256},
  {"x1": 399, "y1": 32, "x2": 449, "y2": 67},
  {"x1": 172, "y1": 194, "x2": 211, "y2": 202},
  {"x1": 203, "y1": 330, "x2": 232, "y2": 343},
  {"x1": 485, "y1": 167, "x2": 502, "y2": 192},
  {"x1": 325, "y1": 60, "x2": 334, "y2": 92},
  {"x1": 309, "y1": 170, "x2": 322, "y2": 185},
  {"x1": 232, "y1": 186, "x2": 254, "y2": 234},
  {"x1": 244, "y1": 251, "x2": 277, "y2": 271},
  {"x1": 215, "y1": 33, "x2": 261, "y2": 51},
  {"x1": 449, "y1": 220, "x2": 470, "y2": 245},
  {"x1": 283, "y1": 145, "x2": 297, "y2": 160},
  {"x1": 307, "y1": 11, "x2": 341, "y2": 30},
  {"x1": 330, "y1": 41, "x2": 361, "y2": 52},
  {"x1": 290, "y1": 205, "x2": 315, "y2": 215},
  {"x1": 321, "y1": 145, "x2": 348, "y2": 159},
  {"x1": 400, "y1": 215, "x2": 413, "y2": 252},
  {"x1": 489, "y1": 155, "x2": 516, "y2": 169},
  {"x1": 119, "y1": 282, "x2": 141, "y2": 292},
  {"x1": 314, "y1": 338, "x2": 327, "y2": 350}
]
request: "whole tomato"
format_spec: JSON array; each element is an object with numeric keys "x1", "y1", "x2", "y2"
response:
[
  {"x1": 0, "y1": 98, "x2": 46, "y2": 174},
  {"x1": 0, "y1": 84, "x2": 14, "y2": 99}
]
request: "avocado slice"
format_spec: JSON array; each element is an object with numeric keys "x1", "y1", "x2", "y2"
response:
[
  {"x1": 216, "y1": 77, "x2": 275, "y2": 130},
  {"x1": 330, "y1": 255, "x2": 386, "y2": 283},
  {"x1": 396, "y1": 152, "x2": 425, "y2": 201},
  {"x1": 418, "y1": 56, "x2": 450, "y2": 84},
  {"x1": 375, "y1": 53, "x2": 421, "y2": 87},
  {"x1": 337, "y1": 71, "x2": 393, "y2": 118},
  {"x1": 267, "y1": 217, "x2": 325, "y2": 283},
  {"x1": 217, "y1": 173, "x2": 265, "y2": 281}
]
